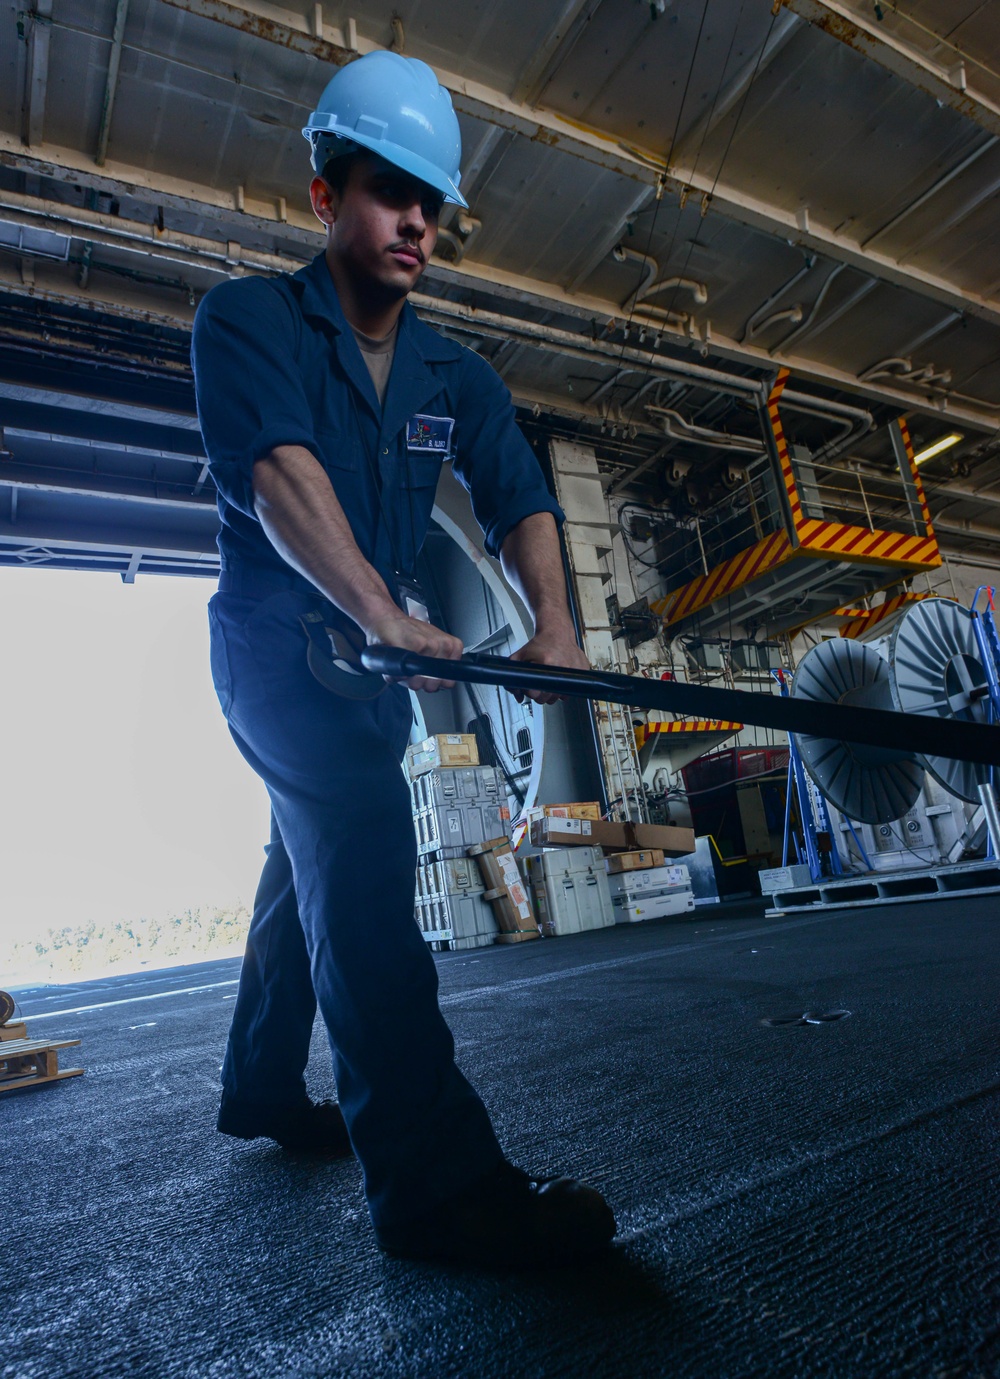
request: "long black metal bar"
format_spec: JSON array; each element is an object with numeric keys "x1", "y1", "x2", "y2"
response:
[{"x1": 360, "y1": 648, "x2": 1000, "y2": 768}]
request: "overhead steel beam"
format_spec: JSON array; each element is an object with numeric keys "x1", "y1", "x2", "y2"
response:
[
  {"x1": 0, "y1": 473, "x2": 214, "y2": 511},
  {"x1": 0, "y1": 511, "x2": 217, "y2": 557},
  {"x1": 21, "y1": 0, "x2": 53, "y2": 148},
  {"x1": 778, "y1": 0, "x2": 1000, "y2": 139},
  {"x1": 509, "y1": 0, "x2": 604, "y2": 106},
  {"x1": 671, "y1": 7, "x2": 802, "y2": 160},
  {"x1": 0, "y1": 380, "x2": 200, "y2": 433},
  {"x1": 4, "y1": 428, "x2": 205, "y2": 467},
  {"x1": 154, "y1": 0, "x2": 1000, "y2": 330},
  {"x1": 3, "y1": 189, "x2": 999, "y2": 433},
  {"x1": 96, "y1": 0, "x2": 132, "y2": 167},
  {"x1": 420, "y1": 259, "x2": 1000, "y2": 432},
  {"x1": 0, "y1": 533, "x2": 219, "y2": 572}
]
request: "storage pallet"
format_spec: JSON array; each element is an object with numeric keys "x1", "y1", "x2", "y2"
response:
[
  {"x1": 0, "y1": 1037, "x2": 83, "y2": 1093},
  {"x1": 765, "y1": 858, "x2": 1000, "y2": 916}
]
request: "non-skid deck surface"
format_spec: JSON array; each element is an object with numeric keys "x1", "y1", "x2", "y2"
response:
[{"x1": 2, "y1": 897, "x2": 998, "y2": 1378}]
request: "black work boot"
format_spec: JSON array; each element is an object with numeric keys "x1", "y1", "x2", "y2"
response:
[
  {"x1": 376, "y1": 1161, "x2": 616, "y2": 1269},
  {"x1": 217, "y1": 1094, "x2": 354, "y2": 1157}
]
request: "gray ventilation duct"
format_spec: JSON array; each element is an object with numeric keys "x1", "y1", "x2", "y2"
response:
[{"x1": 790, "y1": 600, "x2": 992, "y2": 824}]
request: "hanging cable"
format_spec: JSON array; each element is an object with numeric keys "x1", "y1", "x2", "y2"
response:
[
  {"x1": 599, "y1": 0, "x2": 715, "y2": 420},
  {"x1": 620, "y1": 3, "x2": 781, "y2": 437}
]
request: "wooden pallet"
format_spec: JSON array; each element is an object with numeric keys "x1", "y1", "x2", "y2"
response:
[{"x1": 0, "y1": 1037, "x2": 83, "y2": 1093}]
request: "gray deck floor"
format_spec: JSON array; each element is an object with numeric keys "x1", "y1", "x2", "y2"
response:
[{"x1": 2, "y1": 896, "x2": 998, "y2": 1378}]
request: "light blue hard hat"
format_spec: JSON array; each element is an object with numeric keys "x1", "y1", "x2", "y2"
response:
[{"x1": 303, "y1": 51, "x2": 468, "y2": 208}]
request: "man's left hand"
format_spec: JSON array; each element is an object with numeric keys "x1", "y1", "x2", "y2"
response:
[{"x1": 508, "y1": 631, "x2": 591, "y2": 705}]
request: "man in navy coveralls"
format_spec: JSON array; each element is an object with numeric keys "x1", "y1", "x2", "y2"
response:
[{"x1": 192, "y1": 50, "x2": 616, "y2": 1267}]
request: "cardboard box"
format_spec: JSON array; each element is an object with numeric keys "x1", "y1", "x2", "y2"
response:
[
  {"x1": 467, "y1": 837, "x2": 540, "y2": 942},
  {"x1": 0, "y1": 1021, "x2": 27, "y2": 1042},
  {"x1": 604, "y1": 849, "x2": 665, "y2": 874},
  {"x1": 405, "y1": 733, "x2": 479, "y2": 778},
  {"x1": 524, "y1": 802, "x2": 602, "y2": 830},
  {"x1": 529, "y1": 816, "x2": 696, "y2": 857}
]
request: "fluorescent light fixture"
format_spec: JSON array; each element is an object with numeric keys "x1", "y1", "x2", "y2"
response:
[
  {"x1": 0, "y1": 219, "x2": 71, "y2": 261},
  {"x1": 913, "y1": 432, "x2": 963, "y2": 465}
]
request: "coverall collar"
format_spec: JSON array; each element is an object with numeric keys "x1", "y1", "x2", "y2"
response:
[{"x1": 292, "y1": 253, "x2": 462, "y2": 425}]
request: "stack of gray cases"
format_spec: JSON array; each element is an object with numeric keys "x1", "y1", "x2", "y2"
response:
[
  {"x1": 410, "y1": 766, "x2": 507, "y2": 950},
  {"x1": 410, "y1": 765, "x2": 507, "y2": 858}
]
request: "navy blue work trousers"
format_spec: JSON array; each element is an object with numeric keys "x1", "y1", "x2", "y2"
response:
[{"x1": 207, "y1": 586, "x2": 504, "y2": 1232}]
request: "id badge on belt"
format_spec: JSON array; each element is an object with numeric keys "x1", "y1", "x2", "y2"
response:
[{"x1": 394, "y1": 571, "x2": 430, "y2": 624}]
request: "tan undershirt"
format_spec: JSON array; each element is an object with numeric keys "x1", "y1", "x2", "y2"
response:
[{"x1": 350, "y1": 321, "x2": 398, "y2": 408}]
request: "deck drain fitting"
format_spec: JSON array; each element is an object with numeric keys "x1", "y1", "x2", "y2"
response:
[{"x1": 760, "y1": 1009, "x2": 852, "y2": 1028}]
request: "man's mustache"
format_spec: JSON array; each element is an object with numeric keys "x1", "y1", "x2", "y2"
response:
[{"x1": 388, "y1": 241, "x2": 425, "y2": 264}]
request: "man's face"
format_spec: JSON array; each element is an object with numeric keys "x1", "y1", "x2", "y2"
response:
[{"x1": 312, "y1": 154, "x2": 443, "y2": 299}]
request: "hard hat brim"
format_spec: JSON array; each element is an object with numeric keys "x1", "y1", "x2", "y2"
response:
[{"x1": 304, "y1": 120, "x2": 468, "y2": 209}]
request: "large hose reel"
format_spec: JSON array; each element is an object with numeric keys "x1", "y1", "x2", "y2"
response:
[{"x1": 790, "y1": 599, "x2": 992, "y2": 824}]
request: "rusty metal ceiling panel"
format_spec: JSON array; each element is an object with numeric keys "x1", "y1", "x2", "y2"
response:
[
  {"x1": 694, "y1": 25, "x2": 994, "y2": 255},
  {"x1": 326, "y1": 0, "x2": 592, "y2": 99},
  {"x1": 454, "y1": 140, "x2": 644, "y2": 289},
  {"x1": 540, "y1": 0, "x2": 778, "y2": 156},
  {"x1": 844, "y1": 0, "x2": 1000, "y2": 108}
]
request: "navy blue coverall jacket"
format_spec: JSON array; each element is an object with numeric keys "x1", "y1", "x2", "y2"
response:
[{"x1": 191, "y1": 251, "x2": 563, "y2": 1233}]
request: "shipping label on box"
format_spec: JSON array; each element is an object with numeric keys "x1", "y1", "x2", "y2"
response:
[
  {"x1": 496, "y1": 850, "x2": 534, "y2": 925},
  {"x1": 530, "y1": 817, "x2": 591, "y2": 845}
]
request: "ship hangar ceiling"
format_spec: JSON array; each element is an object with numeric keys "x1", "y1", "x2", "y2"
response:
[{"x1": 0, "y1": 0, "x2": 998, "y2": 586}]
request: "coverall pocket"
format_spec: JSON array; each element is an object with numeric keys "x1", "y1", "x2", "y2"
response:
[
  {"x1": 207, "y1": 595, "x2": 235, "y2": 718},
  {"x1": 403, "y1": 452, "x2": 444, "y2": 489}
]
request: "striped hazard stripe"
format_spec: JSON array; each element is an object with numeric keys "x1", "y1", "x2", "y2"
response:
[
  {"x1": 651, "y1": 530, "x2": 793, "y2": 626},
  {"x1": 765, "y1": 368, "x2": 803, "y2": 527},
  {"x1": 896, "y1": 417, "x2": 937, "y2": 540},
  {"x1": 797, "y1": 521, "x2": 940, "y2": 567},
  {"x1": 634, "y1": 720, "x2": 742, "y2": 751},
  {"x1": 838, "y1": 591, "x2": 930, "y2": 639}
]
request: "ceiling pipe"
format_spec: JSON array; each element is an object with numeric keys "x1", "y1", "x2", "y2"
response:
[
  {"x1": 860, "y1": 356, "x2": 953, "y2": 388},
  {"x1": 771, "y1": 262, "x2": 846, "y2": 355},
  {"x1": 740, "y1": 256, "x2": 817, "y2": 342},
  {"x1": 926, "y1": 481, "x2": 1000, "y2": 510},
  {"x1": 644, "y1": 405, "x2": 765, "y2": 453},
  {"x1": 613, "y1": 244, "x2": 706, "y2": 324},
  {"x1": 0, "y1": 194, "x2": 298, "y2": 275},
  {"x1": 411, "y1": 296, "x2": 765, "y2": 397},
  {"x1": 747, "y1": 304, "x2": 803, "y2": 338}
]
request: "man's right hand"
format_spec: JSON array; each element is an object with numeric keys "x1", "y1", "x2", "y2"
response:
[{"x1": 364, "y1": 610, "x2": 464, "y2": 693}]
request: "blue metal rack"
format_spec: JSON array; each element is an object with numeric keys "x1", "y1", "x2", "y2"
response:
[
  {"x1": 772, "y1": 669, "x2": 846, "y2": 882},
  {"x1": 969, "y1": 586, "x2": 1000, "y2": 860}
]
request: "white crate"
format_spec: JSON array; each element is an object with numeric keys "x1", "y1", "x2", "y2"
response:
[
  {"x1": 524, "y1": 847, "x2": 614, "y2": 937},
  {"x1": 525, "y1": 846, "x2": 605, "y2": 882},
  {"x1": 606, "y1": 864, "x2": 691, "y2": 902},
  {"x1": 613, "y1": 889, "x2": 695, "y2": 923}
]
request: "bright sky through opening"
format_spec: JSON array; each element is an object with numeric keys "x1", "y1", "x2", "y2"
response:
[{"x1": 0, "y1": 567, "x2": 269, "y2": 965}]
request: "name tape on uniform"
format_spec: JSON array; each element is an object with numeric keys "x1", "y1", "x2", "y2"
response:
[{"x1": 407, "y1": 414, "x2": 455, "y2": 453}]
